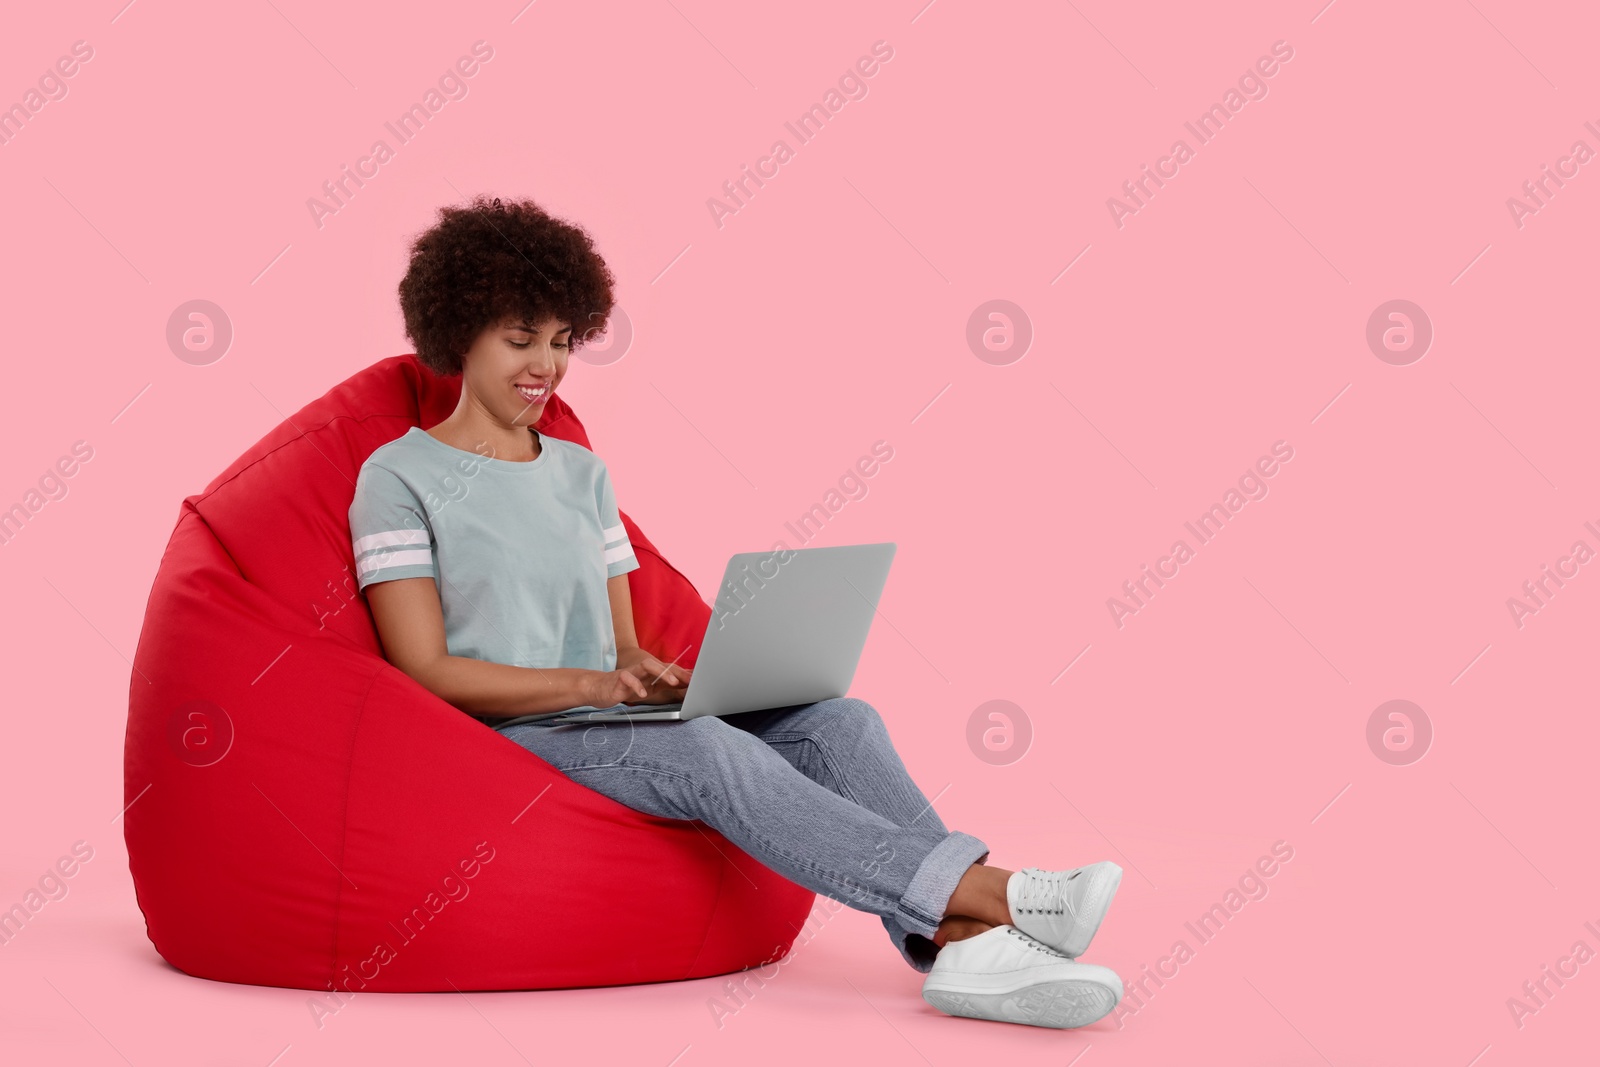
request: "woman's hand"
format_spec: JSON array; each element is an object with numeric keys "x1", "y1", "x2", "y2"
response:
[
  {"x1": 580, "y1": 668, "x2": 653, "y2": 708},
  {"x1": 613, "y1": 647, "x2": 693, "y2": 704}
]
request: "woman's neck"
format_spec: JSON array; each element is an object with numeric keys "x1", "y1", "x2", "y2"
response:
[{"x1": 427, "y1": 413, "x2": 541, "y2": 463}]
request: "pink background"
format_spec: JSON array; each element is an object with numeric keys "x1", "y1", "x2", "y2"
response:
[{"x1": 3, "y1": 0, "x2": 1596, "y2": 1063}]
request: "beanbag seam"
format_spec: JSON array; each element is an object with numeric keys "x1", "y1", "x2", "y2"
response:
[
  {"x1": 324, "y1": 658, "x2": 386, "y2": 990},
  {"x1": 682, "y1": 830, "x2": 727, "y2": 978}
]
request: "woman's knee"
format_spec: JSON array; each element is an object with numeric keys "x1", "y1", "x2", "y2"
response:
[
  {"x1": 818, "y1": 696, "x2": 889, "y2": 743},
  {"x1": 840, "y1": 696, "x2": 885, "y2": 724},
  {"x1": 764, "y1": 698, "x2": 892, "y2": 767}
]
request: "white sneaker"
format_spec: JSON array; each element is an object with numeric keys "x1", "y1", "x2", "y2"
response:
[
  {"x1": 1007, "y1": 861, "x2": 1122, "y2": 957},
  {"x1": 922, "y1": 925, "x2": 1123, "y2": 1029}
]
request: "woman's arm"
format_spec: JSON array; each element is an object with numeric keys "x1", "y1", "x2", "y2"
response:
[
  {"x1": 608, "y1": 572, "x2": 642, "y2": 652},
  {"x1": 608, "y1": 574, "x2": 692, "y2": 698},
  {"x1": 365, "y1": 577, "x2": 648, "y2": 716}
]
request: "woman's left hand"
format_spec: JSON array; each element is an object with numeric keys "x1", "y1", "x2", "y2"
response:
[{"x1": 614, "y1": 646, "x2": 692, "y2": 704}]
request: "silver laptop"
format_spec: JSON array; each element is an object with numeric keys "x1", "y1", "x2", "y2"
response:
[{"x1": 507, "y1": 542, "x2": 895, "y2": 727}]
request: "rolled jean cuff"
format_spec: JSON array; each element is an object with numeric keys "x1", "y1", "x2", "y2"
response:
[
  {"x1": 881, "y1": 915, "x2": 941, "y2": 973},
  {"x1": 894, "y1": 829, "x2": 991, "y2": 938}
]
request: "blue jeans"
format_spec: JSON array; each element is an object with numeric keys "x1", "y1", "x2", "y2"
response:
[{"x1": 494, "y1": 697, "x2": 990, "y2": 972}]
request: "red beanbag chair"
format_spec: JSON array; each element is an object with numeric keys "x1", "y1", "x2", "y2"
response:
[{"x1": 123, "y1": 355, "x2": 814, "y2": 992}]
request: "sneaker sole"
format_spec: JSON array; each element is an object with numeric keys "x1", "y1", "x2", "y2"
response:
[
  {"x1": 923, "y1": 979, "x2": 1119, "y2": 1029},
  {"x1": 1062, "y1": 862, "x2": 1123, "y2": 957}
]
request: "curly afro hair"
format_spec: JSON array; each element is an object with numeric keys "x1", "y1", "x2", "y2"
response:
[{"x1": 398, "y1": 194, "x2": 616, "y2": 377}]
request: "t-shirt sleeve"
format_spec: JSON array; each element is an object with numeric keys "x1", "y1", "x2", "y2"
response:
[
  {"x1": 348, "y1": 461, "x2": 437, "y2": 591},
  {"x1": 596, "y1": 463, "x2": 640, "y2": 580}
]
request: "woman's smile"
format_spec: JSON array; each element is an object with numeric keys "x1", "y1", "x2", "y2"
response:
[{"x1": 514, "y1": 380, "x2": 551, "y2": 408}]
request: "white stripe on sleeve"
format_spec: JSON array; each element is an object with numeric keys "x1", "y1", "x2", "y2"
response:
[
  {"x1": 354, "y1": 528, "x2": 431, "y2": 556},
  {"x1": 357, "y1": 548, "x2": 435, "y2": 580}
]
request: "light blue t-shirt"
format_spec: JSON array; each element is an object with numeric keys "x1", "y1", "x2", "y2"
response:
[{"x1": 348, "y1": 426, "x2": 641, "y2": 702}]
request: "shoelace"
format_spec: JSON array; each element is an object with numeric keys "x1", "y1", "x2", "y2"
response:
[
  {"x1": 1014, "y1": 868, "x2": 1075, "y2": 916},
  {"x1": 1007, "y1": 926, "x2": 1068, "y2": 957}
]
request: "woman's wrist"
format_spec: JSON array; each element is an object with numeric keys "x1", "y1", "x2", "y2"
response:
[{"x1": 555, "y1": 667, "x2": 602, "y2": 710}]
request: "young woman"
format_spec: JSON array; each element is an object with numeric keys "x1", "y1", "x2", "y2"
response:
[{"x1": 349, "y1": 195, "x2": 1127, "y2": 1029}]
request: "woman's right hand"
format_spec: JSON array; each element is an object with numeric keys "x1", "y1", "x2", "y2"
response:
[{"x1": 580, "y1": 668, "x2": 652, "y2": 709}]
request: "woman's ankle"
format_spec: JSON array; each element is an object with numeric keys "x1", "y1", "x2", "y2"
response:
[
  {"x1": 946, "y1": 861, "x2": 1015, "y2": 928},
  {"x1": 933, "y1": 915, "x2": 995, "y2": 947}
]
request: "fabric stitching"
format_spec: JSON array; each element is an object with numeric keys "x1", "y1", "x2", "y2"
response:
[
  {"x1": 756, "y1": 733, "x2": 863, "y2": 806},
  {"x1": 680, "y1": 823, "x2": 727, "y2": 979},
  {"x1": 326, "y1": 662, "x2": 386, "y2": 990}
]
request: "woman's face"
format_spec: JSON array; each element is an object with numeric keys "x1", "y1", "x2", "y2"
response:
[{"x1": 462, "y1": 314, "x2": 572, "y2": 426}]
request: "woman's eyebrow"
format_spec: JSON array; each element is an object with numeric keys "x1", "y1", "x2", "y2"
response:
[{"x1": 507, "y1": 322, "x2": 572, "y2": 334}]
